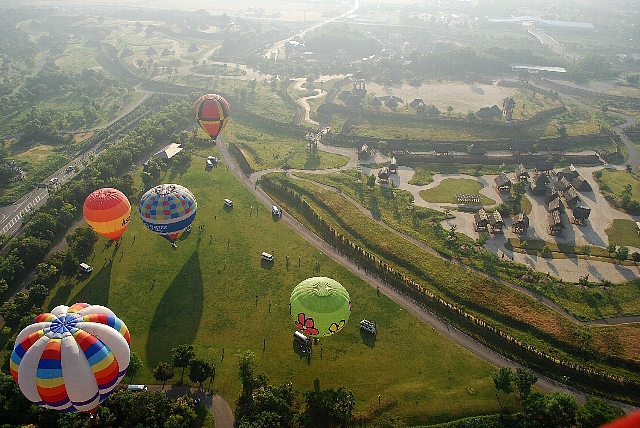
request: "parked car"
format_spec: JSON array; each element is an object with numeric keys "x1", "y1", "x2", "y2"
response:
[
  {"x1": 127, "y1": 385, "x2": 148, "y2": 392},
  {"x1": 49, "y1": 177, "x2": 59, "y2": 185},
  {"x1": 272, "y1": 206, "x2": 281, "y2": 216},
  {"x1": 224, "y1": 198, "x2": 233, "y2": 207},
  {"x1": 360, "y1": 319, "x2": 376, "y2": 334}
]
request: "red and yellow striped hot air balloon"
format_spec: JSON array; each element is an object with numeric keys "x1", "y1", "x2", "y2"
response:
[
  {"x1": 10, "y1": 303, "x2": 131, "y2": 414},
  {"x1": 83, "y1": 188, "x2": 131, "y2": 241},
  {"x1": 194, "y1": 93, "x2": 230, "y2": 140}
]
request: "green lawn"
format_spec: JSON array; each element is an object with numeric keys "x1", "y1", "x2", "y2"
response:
[
  {"x1": 418, "y1": 178, "x2": 497, "y2": 206},
  {"x1": 605, "y1": 219, "x2": 640, "y2": 248},
  {"x1": 43, "y1": 161, "x2": 518, "y2": 426}
]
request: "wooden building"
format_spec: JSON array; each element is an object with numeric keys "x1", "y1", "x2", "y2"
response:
[
  {"x1": 513, "y1": 212, "x2": 529, "y2": 234},
  {"x1": 563, "y1": 186, "x2": 581, "y2": 207},
  {"x1": 474, "y1": 209, "x2": 491, "y2": 231},
  {"x1": 548, "y1": 210, "x2": 564, "y2": 235},
  {"x1": 378, "y1": 167, "x2": 390, "y2": 183},
  {"x1": 557, "y1": 165, "x2": 579, "y2": 182},
  {"x1": 358, "y1": 144, "x2": 370, "y2": 159},
  {"x1": 535, "y1": 159, "x2": 554, "y2": 175},
  {"x1": 389, "y1": 157, "x2": 398, "y2": 173},
  {"x1": 467, "y1": 144, "x2": 487, "y2": 155},
  {"x1": 546, "y1": 188, "x2": 559, "y2": 203},
  {"x1": 490, "y1": 211, "x2": 505, "y2": 233},
  {"x1": 494, "y1": 172, "x2": 512, "y2": 193},
  {"x1": 548, "y1": 197, "x2": 561, "y2": 212},
  {"x1": 572, "y1": 205, "x2": 592, "y2": 225},
  {"x1": 515, "y1": 163, "x2": 530, "y2": 182},
  {"x1": 548, "y1": 140, "x2": 569, "y2": 155},
  {"x1": 434, "y1": 143, "x2": 452, "y2": 156},
  {"x1": 530, "y1": 172, "x2": 550, "y2": 196},
  {"x1": 556, "y1": 176, "x2": 573, "y2": 192},
  {"x1": 511, "y1": 141, "x2": 533, "y2": 155}
]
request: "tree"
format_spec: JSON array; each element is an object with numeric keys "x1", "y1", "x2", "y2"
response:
[
  {"x1": 447, "y1": 105, "x2": 453, "y2": 116},
  {"x1": 153, "y1": 362, "x2": 175, "y2": 390},
  {"x1": 301, "y1": 386, "x2": 355, "y2": 428},
  {"x1": 27, "y1": 284, "x2": 49, "y2": 308},
  {"x1": 171, "y1": 344, "x2": 196, "y2": 382},
  {"x1": 606, "y1": 242, "x2": 617, "y2": 257},
  {"x1": 493, "y1": 367, "x2": 514, "y2": 395},
  {"x1": 576, "y1": 396, "x2": 624, "y2": 428},
  {"x1": 188, "y1": 358, "x2": 214, "y2": 390},
  {"x1": 128, "y1": 351, "x2": 143, "y2": 383},
  {"x1": 367, "y1": 174, "x2": 376, "y2": 187},
  {"x1": 514, "y1": 367, "x2": 538, "y2": 399},
  {"x1": 615, "y1": 246, "x2": 629, "y2": 263}
]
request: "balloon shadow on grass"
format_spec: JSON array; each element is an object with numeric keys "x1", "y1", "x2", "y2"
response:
[
  {"x1": 145, "y1": 251, "x2": 204, "y2": 368},
  {"x1": 56, "y1": 264, "x2": 113, "y2": 309}
]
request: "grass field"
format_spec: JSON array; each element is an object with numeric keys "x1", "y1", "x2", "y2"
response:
[
  {"x1": 418, "y1": 178, "x2": 497, "y2": 206},
  {"x1": 605, "y1": 219, "x2": 640, "y2": 249},
  {"x1": 42, "y1": 161, "x2": 520, "y2": 425}
]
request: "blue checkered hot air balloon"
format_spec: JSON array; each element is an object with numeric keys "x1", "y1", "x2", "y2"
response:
[{"x1": 139, "y1": 184, "x2": 197, "y2": 243}]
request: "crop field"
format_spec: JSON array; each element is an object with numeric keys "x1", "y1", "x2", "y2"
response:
[{"x1": 40, "y1": 161, "x2": 524, "y2": 425}]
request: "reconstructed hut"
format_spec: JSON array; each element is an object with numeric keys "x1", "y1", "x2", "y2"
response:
[
  {"x1": 548, "y1": 197, "x2": 561, "y2": 212},
  {"x1": 548, "y1": 210, "x2": 564, "y2": 235},
  {"x1": 513, "y1": 212, "x2": 529, "y2": 234},
  {"x1": 474, "y1": 209, "x2": 490, "y2": 231},
  {"x1": 494, "y1": 172, "x2": 512, "y2": 193},
  {"x1": 378, "y1": 167, "x2": 390, "y2": 183},
  {"x1": 511, "y1": 141, "x2": 533, "y2": 155},
  {"x1": 535, "y1": 159, "x2": 554, "y2": 175},
  {"x1": 434, "y1": 143, "x2": 452, "y2": 155},
  {"x1": 548, "y1": 140, "x2": 569, "y2": 154},
  {"x1": 467, "y1": 144, "x2": 487, "y2": 155},
  {"x1": 563, "y1": 186, "x2": 581, "y2": 207},
  {"x1": 358, "y1": 144, "x2": 369, "y2": 159},
  {"x1": 557, "y1": 165, "x2": 579, "y2": 182},
  {"x1": 556, "y1": 177, "x2": 573, "y2": 192},
  {"x1": 546, "y1": 188, "x2": 559, "y2": 203},
  {"x1": 490, "y1": 211, "x2": 505, "y2": 233},
  {"x1": 515, "y1": 163, "x2": 530, "y2": 181},
  {"x1": 572, "y1": 205, "x2": 591, "y2": 225},
  {"x1": 530, "y1": 172, "x2": 550, "y2": 196},
  {"x1": 389, "y1": 157, "x2": 398, "y2": 173}
]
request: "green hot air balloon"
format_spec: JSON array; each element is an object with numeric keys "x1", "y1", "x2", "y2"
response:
[{"x1": 290, "y1": 277, "x2": 351, "y2": 337}]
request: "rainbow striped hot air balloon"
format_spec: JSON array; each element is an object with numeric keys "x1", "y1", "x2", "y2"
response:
[
  {"x1": 194, "y1": 93, "x2": 230, "y2": 140},
  {"x1": 10, "y1": 303, "x2": 131, "y2": 413},
  {"x1": 138, "y1": 184, "x2": 197, "y2": 243},
  {"x1": 83, "y1": 188, "x2": 131, "y2": 241},
  {"x1": 290, "y1": 277, "x2": 352, "y2": 338}
]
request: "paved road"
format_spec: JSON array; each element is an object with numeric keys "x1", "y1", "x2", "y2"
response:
[{"x1": 216, "y1": 136, "x2": 638, "y2": 413}]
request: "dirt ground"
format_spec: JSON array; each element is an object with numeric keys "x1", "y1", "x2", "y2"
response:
[{"x1": 365, "y1": 80, "x2": 518, "y2": 114}]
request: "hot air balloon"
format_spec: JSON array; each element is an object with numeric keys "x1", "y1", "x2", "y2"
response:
[
  {"x1": 138, "y1": 184, "x2": 197, "y2": 243},
  {"x1": 83, "y1": 188, "x2": 131, "y2": 241},
  {"x1": 290, "y1": 277, "x2": 351, "y2": 337},
  {"x1": 194, "y1": 93, "x2": 230, "y2": 140},
  {"x1": 10, "y1": 303, "x2": 131, "y2": 413}
]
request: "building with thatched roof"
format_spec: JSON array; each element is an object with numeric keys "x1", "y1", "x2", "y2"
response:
[
  {"x1": 515, "y1": 163, "x2": 529, "y2": 181},
  {"x1": 434, "y1": 143, "x2": 453, "y2": 155},
  {"x1": 557, "y1": 165, "x2": 579, "y2": 182},
  {"x1": 546, "y1": 188, "x2": 559, "y2": 203},
  {"x1": 476, "y1": 105, "x2": 502, "y2": 118},
  {"x1": 513, "y1": 212, "x2": 529, "y2": 234},
  {"x1": 548, "y1": 140, "x2": 569, "y2": 154},
  {"x1": 535, "y1": 159, "x2": 554, "y2": 174},
  {"x1": 562, "y1": 186, "x2": 581, "y2": 207},
  {"x1": 467, "y1": 144, "x2": 487, "y2": 155},
  {"x1": 572, "y1": 205, "x2": 591, "y2": 225},
  {"x1": 511, "y1": 141, "x2": 533, "y2": 155},
  {"x1": 474, "y1": 209, "x2": 490, "y2": 231},
  {"x1": 556, "y1": 176, "x2": 573, "y2": 192},
  {"x1": 548, "y1": 210, "x2": 564, "y2": 235},
  {"x1": 494, "y1": 172, "x2": 512, "y2": 193},
  {"x1": 490, "y1": 211, "x2": 505, "y2": 233},
  {"x1": 378, "y1": 167, "x2": 390, "y2": 183},
  {"x1": 548, "y1": 197, "x2": 561, "y2": 212},
  {"x1": 530, "y1": 172, "x2": 550, "y2": 195}
]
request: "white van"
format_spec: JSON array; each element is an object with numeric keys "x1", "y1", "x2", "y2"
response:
[
  {"x1": 49, "y1": 178, "x2": 59, "y2": 185},
  {"x1": 79, "y1": 263, "x2": 93, "y2": 273},
  {"x1": 224, "y1": 198, "x2": 233, "y2": 207},
  {"x1": 293, "y1": 331, "x2": 310, "y2": 346},
  {"x1": 261, "y1": 252, "x2": 274, "y2": 262},
  {"x1": 271, "y1": 206, "x2": 281, "y2": 216},
  {"x1": 360, "y1": 319, "x2": 376, "y2": 334},
  {"x1": 126, "y1": 385, "x2": 148, "y2": 392}
]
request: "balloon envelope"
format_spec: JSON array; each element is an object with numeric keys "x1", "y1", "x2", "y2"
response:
[
  {"x1": 138, "y1": 184, "x2": 197, "y2": 242},
  {"x1": 83, "y1": 188, "x2": 131, "y2": 241},
  {"x1": 290, "y1": 277, "x2": 351, "y2": 337},
  {"x1": 10, "y1": 303, "x2": 131, "y2": 413},
  {"x1": 194, "y1": 93, "x2": 230, "y2": 140}
]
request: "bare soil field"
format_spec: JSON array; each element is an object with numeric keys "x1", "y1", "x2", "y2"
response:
[{"x1": 365, "y1": 80, "x2": 518, "y2": 113}]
